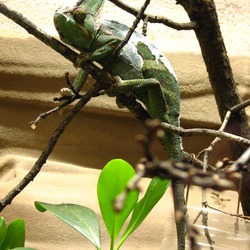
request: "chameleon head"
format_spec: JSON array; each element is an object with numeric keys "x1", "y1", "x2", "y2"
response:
[{"x1": 54, "y1": 7, "x2": 94, "y2": 51}]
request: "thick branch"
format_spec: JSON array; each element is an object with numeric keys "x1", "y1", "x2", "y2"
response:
[
  {"x1": 0, "y1": 2, "x2": 114, "y2": 86},
  {"x1": 177, "y1": 0, "x2": 250, "y2": 215},
  {"x1": 176, "y1": 0, "x2": 249, "y2": 138},
  {"x1": 0, "y1": 1, "x2": 151, "y2": 125}
]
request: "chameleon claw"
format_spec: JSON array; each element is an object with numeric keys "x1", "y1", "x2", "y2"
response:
[
  {"x1": 113, "y1": 75, "x2": 123, "y2": 84},
  {"x1": 59, "y1": 87, "x2": 83, "y2": 99},
  {"x1": 60, "y1": 87, "x2": 74, "y2": 97}
]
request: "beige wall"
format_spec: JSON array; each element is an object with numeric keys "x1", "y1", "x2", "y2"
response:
[{"x1": 0, "y1": 1, "x2": 249, "y2": 249}]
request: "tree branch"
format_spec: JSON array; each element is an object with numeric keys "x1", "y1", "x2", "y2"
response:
[
  {"x1": 0, "y1": 1, "x2": 152, "y2": 128},
  {"x1": 108, "y1": 0, "x2": 151, "y2": 62},
  {"x1": 176, "y1": 0, "x2": 250, "y2": 215},
  {"x1": 0, "y1": 88, "x2": 96, "y2": 211},
  {"x1": 162, "y1": 123, "x2": 250, "y2": 145},
  {"x1": 108, "y1": 0, "x2": 197, "y2": 30},
  {"x1": 0, "y1": 2, "x2": 113, "y2": 85}
]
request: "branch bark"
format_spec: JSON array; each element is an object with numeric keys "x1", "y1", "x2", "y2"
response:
[{"x1": 177, "y1": 0, "x2": 250, "y2": 215}]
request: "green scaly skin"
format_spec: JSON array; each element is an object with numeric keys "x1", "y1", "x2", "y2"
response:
[
  {"x1": 54, "y1": 0, "x2": 185, "y2": 249},
  {"x1": 109, "y1": 41, "x2": 185, "y2": 249},
  {"x1": 137, "y1": 42, "x2": 185, "y2": 249}
]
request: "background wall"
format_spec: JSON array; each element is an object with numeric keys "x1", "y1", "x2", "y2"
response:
[{"x1": 0, "y1": 0, "x2": 249, "y2": 249}]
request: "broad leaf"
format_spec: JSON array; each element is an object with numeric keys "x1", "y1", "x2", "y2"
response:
[
  {"x1": 0, "y1": 216, "x2": 7, "y2": 247},
  {"x1": 1, "y1": 219, "x2": 25, "y2": 249},
  {"x1": 35, "y1": 202, "x2": 100, "y2": 250},
  {"x1": 97, "y1": 159, "x2": 139, "y2": 241},
  {"x1": 117, "y1": 177, "x2": 170, "y2": 248}
]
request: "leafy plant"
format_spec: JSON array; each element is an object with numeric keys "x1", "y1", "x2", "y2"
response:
[
  {"x1": 35, "y1": 159, "x2": 170, "y2": 249},
  {"x1": 0, "y1": 216, "x2": 35, "y2": 250}
]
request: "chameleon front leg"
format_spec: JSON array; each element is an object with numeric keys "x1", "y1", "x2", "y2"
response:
[
  {"x1": 60, "y1": 37, "x2": 122, "y2": 97},
  {"x1": 60, "y1": 68, "x2": 89, "y2": 97},
  {"x1": 78, "y1": 36, "x2": 122, "y2": 62}
]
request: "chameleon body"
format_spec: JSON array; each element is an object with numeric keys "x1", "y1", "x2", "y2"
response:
[
  {"x1": 54, "y1": 9, "x2": 182, "y2": 159},
  {"x1": 54, "y1": 0, "x2": 184, "y2": 248}
]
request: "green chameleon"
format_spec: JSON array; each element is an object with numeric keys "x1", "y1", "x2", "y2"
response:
[{"x1": 54, "y1": 0, "x2": 185, "y2": 248}]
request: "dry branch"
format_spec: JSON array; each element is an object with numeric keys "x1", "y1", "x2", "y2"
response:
[
  {"x1": 0, "y1": 89, "x2": 94, "y2": 211},
  {"x1": 108, "y1": 0, "x2": 197, "y2": 30}
]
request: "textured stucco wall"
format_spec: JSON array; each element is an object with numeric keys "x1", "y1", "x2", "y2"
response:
[
  {"x1": 1, "y1": 0, "x2": 249, "y2": 54},
  {"x1": 0, "y1": 1, "x2": 249, "y2": 249},
  {"x1": 1, "y1": 0, "x2": 249, "y2": 125}
]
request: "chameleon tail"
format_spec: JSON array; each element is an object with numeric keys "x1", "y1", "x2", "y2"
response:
[{"x1": 163, "y1": 131, "x2": 185, "y2": 250}]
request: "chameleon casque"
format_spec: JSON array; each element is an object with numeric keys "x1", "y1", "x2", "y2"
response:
[{"x1": 54, "y1": 0, "x2": 184, "y2": 247}]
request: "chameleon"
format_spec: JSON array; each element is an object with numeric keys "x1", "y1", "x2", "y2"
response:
[{"x1": 54, "y1": 0, "x2": 185, "y2": 248}]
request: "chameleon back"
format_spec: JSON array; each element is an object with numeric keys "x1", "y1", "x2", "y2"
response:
[
  {"x1": 100, "y1": 20, "x2": 176, "y2": 82},
  {"x1": 100, "y1": 20, "x2": 180, "y2": 126}
]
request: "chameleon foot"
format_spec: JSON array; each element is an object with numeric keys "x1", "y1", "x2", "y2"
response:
[
  {"x1": 60, "y1": 87, "x2": 74, "y2": 97},
  {"x1": 105, "y1": 75, "x2": 122, "y2": 97}
]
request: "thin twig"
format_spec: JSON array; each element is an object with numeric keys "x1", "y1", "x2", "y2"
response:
[
  {"x1": 161, "y1": 123, "x2": 250, "y2": 145},
  {"x1": 226, "y1": 147, "x2": 250, "y2": 173},
  {"x1": 30, "y1": 95, "x2": 80, "y2": 129},
  {"x1": 230, "y1": 99, "x2": 250, "y2": 113},
  {"x1": 107, "y1": 0, "x2": 151, "y2": 63},
  {"x1": 146, "y1": 161, "x2": 236, "y2": 191},
  {"x1": 108, "y1": 0, "x2": 197, "y2": 30},
  {"x1": 0, "y1": 88, "x2": 96, "y2": 211},
  {"x1": 183, "y1": 152, "x2": 216, "y2": 172},
  {"x1": 207, "y1": 203, "x2": 250, "y2": 220},
  {"x1": 201, "y1": 205, "x2": 215, "y2": 250},
  {"x1": 114, "y1": 163, "x2": 144, "y2": 212},
  {"x1": 197, "y1": 110, "x2": 232, "y2": 249},
  {"x1": 142, "y1": 15, "x2": 149, "y2": 36}
]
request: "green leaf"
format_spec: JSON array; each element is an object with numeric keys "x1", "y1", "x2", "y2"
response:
[
  {"x1": 117, "y1": 177, "x2": 170, "y2": 248},
  {"x1": 1, "y1": 219, "x2": 25, "y2": 249},
  {"x1": 0, "y1": 216, "x2": 7, "y2": 247},
  {"x1": 35, "y1": 202, "x2": 100, "y2": 250},
  {"x1": 97, "y1": 159, "x2": 139, "y2": 241}
]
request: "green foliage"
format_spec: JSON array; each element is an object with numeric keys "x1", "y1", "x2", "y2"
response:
[
  {"x1": 11, "y1": 248, "x2": 35, "y2": 250},
  {"x1": 97, "y1": 159, "x2": 139, "y2": 244},
  {"x1": 0, "y1": 216, "x2": 34, "y2": 250},
  {"x1": 35, "y1": 159, "x2": 169, "y2": 249},
  {"x1": 117, "y1": 177, "x2": 170, "y2": 248},
  {"x1": 35, "y1": 202, "x2": 101, "y2": 250},
  {"x1": 0, "y1": 216, "x2": 7, "y2": 246}
]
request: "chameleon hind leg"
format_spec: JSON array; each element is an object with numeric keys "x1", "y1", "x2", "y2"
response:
[{"x1": 107, "y1": 76, "x2": 170, "y2": 123}]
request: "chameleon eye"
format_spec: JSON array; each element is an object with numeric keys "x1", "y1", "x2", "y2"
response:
[{"x1": 73, "y1": 7, "x2": 87, "y2": 24}]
